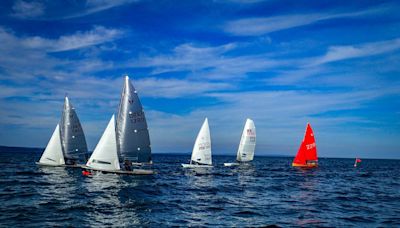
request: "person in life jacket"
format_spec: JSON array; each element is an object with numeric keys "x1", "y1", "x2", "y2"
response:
[
  {"x1": 82, "y1": 170, "x2": 92, "y2": 176},
  {"x1": 124, "y1": 160, "x2": 132, "y2": 171}
]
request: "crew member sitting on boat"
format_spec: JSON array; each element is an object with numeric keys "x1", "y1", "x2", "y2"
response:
[
  {"x1": 306, "y1": 160, "x2": 317, "y2": 166},
  {"x1": 65, "y1": 158, "x2": 77, "y2": 165},
  {"x1": 191, "y1": 159, "x2": 204, "y2": 165},
  {"x1": 124, "y1": 160, "x2": 132, "y2": 171}
]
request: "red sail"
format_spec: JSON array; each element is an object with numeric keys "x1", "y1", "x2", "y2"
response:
[{"x1": 292, "y1": 123, "x2": 318, "y2": 166}]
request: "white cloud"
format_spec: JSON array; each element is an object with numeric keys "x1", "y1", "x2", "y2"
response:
[
  {"x1": 12, "y1": 0, "x2": 45, "y2": 19},
  {"x1": 131, "y1": 43, "x2": 289, "y2": 79},
  {"x1": 266, "y1": 38, "x2": 400, "y2": 86},
  {"x1": 54, "y1": 0, "x2": 136, "y2": 20},
  {"x1": 146, "y1": 88, "x2": 399, "y2": 156},
  {"x1": 135, "y1": 78, "x2": 234, "y2": 98},
  {"x1": 11, "y1": 0, "x2": 135, "y2": 20},
  {"x1": 21, "y1": 26, "x2": 124, "y2": 52},
  {"x1": 312, "y1": 38, "x2": 400, "y2": 65},
  {"x1": 224, "y1": 7, "x2": 388, "y2": 36}
]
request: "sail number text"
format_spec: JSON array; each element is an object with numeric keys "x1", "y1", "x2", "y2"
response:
[
  {"x1": 306, "y1": 143, "x2": 316, "y2": 150},
  {"x1": 129, "y1": 111, "x2": 145, "y2": 123},
  {"x1": 199, "y1": 142, "x2": 211, "y2": 150}
]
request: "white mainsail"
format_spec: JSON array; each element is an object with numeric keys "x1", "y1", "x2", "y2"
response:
[
  {"x1": 190, "y1": 118, "x2": 212, "y2": 165},
  {"x1": 236, "y1": 118, "x2": 256, "y2": 162},
  {"x1": 86, "y1": 115, "x2": 120, "y2": 171},
  {"x1": 38, "y1": 124, "x2": 65, "y2": 166}
]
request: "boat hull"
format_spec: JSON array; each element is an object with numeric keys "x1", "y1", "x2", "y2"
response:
[
  {"x1": 181, "y1": 164, "x2": 213, "y2": 168},
  {"x1": 36, "y1": 162, "x2": 85, "y2": 168},
  {"x1": 82, "y1": 166, "x2": 154, "y2": 175},
  {"x1": 292, "y1": 162, "x2": 318, "y2": 168},
  {"x1": 223, "y1": 163, "x2": 240, "y2": 167}
]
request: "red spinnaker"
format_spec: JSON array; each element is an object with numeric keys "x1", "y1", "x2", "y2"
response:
[{"x1": 292, "y1": 123, "x2": 318, "y2": 167}]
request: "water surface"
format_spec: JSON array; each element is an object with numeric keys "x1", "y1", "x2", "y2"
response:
[{"x1": 0, "y1": 150, "x2": 399, "y2": 227}]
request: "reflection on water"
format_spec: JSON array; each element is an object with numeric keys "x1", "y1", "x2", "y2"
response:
[
  {"x1": 1, "y1": 152, "x2": 400, "y2": 227},
  {"x1": 291, "y1": 168, "x2": 325, "y2": 226},
  {"x1": 82, "y1": 173, "x2": 155, "y2": 226}
]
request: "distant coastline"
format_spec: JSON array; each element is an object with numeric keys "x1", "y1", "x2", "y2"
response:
[
  {"x1": 1, "y1": 145, "x2": 398, "y2": 160},
  {"x1": 0, "y1": 145, "x2": 43, "y2": 153}
]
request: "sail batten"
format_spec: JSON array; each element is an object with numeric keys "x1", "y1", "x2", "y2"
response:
[
  {"x1": 60, "y1": 96, "x2": 88, "y2": 163},
  {"x1": 116, "y1": 76, "x2": 152, "y2": 163},
  {"x1": 236, "y1": 119, "x2": 256, "y2": 162}
]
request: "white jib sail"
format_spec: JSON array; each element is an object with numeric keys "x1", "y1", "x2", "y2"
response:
[
  {"x1": 237, "y1": 118, "x2": 256, "y2": 162},
  {"x1": 190, "y1": 118, "x2": 212, "y2": 165},
  {"x1": 86, "y1": 115, "x2": 120, "y2": 171},
  {"x1": 39, "y1": 124, "x2": 65, "y2": 165}
]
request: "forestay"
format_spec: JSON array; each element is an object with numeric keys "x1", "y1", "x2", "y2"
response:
[
  {"x1": 237, "y1": 119, "x2": 256, "y2": 162},
  {"x1": 116, "y1": 76, "x2": 152, "y2": 163},
  {"x1": 86, "y1": 115, "x2": 120, "y2": 171}
]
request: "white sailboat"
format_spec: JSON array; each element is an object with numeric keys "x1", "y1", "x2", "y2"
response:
[
  {"x1": 84, "y1": 116, "x2": 154, "y2": 175},
  {"x1": 224, "y1": 118, "x2": 256, "y2": 167},
  {"x1": 86, "y1": 115, "x2": 120, "y2": 171},
  {"x1": 37, "y1": 96, "x2": 88, "y2": 167},
  {"x1": 182, "y1": 118, "x2": 213, "y2": 168},
  {"x1": 36, "y1": 124, "x2": 65, "y2": 166}
]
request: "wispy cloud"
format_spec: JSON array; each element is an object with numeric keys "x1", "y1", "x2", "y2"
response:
[
  {"x1": 224, "y1": 7, "x2": 388, "y2": 36},
  {"x1": 10, "y1": 0, "x2": 135, "y2": 20},
  {"x1": 131, "y1": 43, "x2": 288, "y2": 80},
  {"x1": 267, "y1": 38, "x2": 400, "y2": 85},
  {"x1": 0, "y1": 26, "x2": 124, "y2": 83},
  {"x1": 11, "y1": 0, "x2": 45, "y2": 19},
  {"x1": 22, "y1": 26, "x2": 124, "y2": 52},
  {"x1": 62, "y1": 0, "x2": 136, "y2": 19},
  {"x1": 135, "y1": 78, "x2": 234, "y2": 98},
  {"x1": 312, "y1": 38, "x2": 400, "y2": 65}
]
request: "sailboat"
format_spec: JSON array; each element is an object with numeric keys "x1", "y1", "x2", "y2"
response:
[
  {"x1": 182, "y1": 118, "x2": 213, "y2": 168},
  {"x1": 354, "y1": 158, "x2": 362, "y2": 167},
  {"x1": 292, "y1": 122, "x2": 318, "y2": 168},
  {"x1": 224, "y1": 119, "x2": 256, "y2": 167},
  {"x1": 37, "y1": 96, "x2": 88, "y2": 167},
  {"x1": 84, "y1": 115, "x2": 153, "y2": 175},
  {"x1": 116, "y1": 76, "x2": 152, "y2": 167}
]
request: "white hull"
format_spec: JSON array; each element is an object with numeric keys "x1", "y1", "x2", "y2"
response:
[
  {"x1": 82, "y1": 166, "x2": 154, "y2": 175},
  {"x1": 36, "y1": 162, "x2": 84, "y2": 168},
  {"x1": 131, "y1": 162, "x2": 153, "y2": 166},
  {"x1": 223, "y1": 162, "x2": 240, "y2": 167},
  {"x1": 181, "y1": 163, "x2": 213, "y2": 168}
]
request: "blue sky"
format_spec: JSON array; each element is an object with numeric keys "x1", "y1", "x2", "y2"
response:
[{"x1": 0, "y1": 0, "x2": 399, "y2": 159}]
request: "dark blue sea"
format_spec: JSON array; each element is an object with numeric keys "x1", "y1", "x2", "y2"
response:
[{"x1": 0, "y1": 148, "x2": 399, "y2": 227}]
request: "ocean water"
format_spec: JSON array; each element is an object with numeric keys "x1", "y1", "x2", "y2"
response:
[{"x1": 0, "y1": 149, "x2": 399, "y2": 227}]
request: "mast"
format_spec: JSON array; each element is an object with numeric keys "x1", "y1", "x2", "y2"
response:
[
  {"x1": 60, "y1": 96, "x2": 88, "y2": 164},
  {"x1": 116, "y1": 76, "x2": 152, "y2": 163}
]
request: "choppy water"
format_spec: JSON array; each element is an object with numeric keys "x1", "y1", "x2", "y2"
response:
[{"x1": 0, "y1": 150, "x2": 399, "y2": 227}]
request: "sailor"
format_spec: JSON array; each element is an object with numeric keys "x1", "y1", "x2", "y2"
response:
[
  {"x1": 65, "y1": 158, "x2": 76, "y2": 165},
  {"x1": 124, "y1": 160, "x2": 132, "y2": 171},
  {"x1": 82, "y1": 170, "x2": 91, "y2": 176}
]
